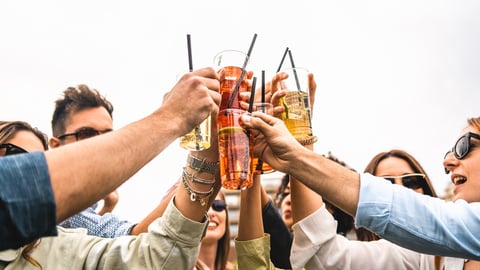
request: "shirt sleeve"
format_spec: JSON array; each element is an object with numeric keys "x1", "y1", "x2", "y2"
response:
[
  {"x1": 262, "y1": 199, "x2": 293, "y2": 269},
  {"x1": 59, "y1": 204, "x2": 135, "y2": 237},
  {"x1": 291, "y1": 204, "x2": 433, "y2": 270},
  {"x1": 355, "y1": 173, "x2": 480, "y2": 260},
  {"x1": 235, "y1": 234, "x2": 279, "y2": 270},
  {"x1": 15, "y1": 197, "x2": 209, "y2": 269},
  {"x1": 0, "y1": 152, "x2": 57, "y2": 251}
]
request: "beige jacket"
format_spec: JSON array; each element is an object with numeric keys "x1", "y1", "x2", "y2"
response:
[{"x1": 0, "y1": 199, "x2": 207, "y2": 269}]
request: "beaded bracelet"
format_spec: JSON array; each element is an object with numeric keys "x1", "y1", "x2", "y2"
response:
[
  {"x1": 297, "y1": 135, "x2": 318, "y2": 146},
  {"x1": 182, "y1": 167, "x2": 216, "y2": 185},
  {"x1": 181, "y1": 171, "x2": 214, "y2": 207},
  {"x1": 186, "y1": 154, "x2": 219, "y2": 175}
]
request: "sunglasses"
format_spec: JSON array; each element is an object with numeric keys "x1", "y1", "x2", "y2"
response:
[
  {"x1": 444, "y1": 132, "x2": 480, "y2": 174},
  {"x1": 382, "y1": 173, "x2": 425, "y2": 190},
  {"x1": 445, "y1": 132, "x2": 480, "y2": 160},
  {"x1": 211, "y1": 200, "x2": 227, "y2": 212},
  {"x1": 0, "y1": 143, "x2": 28, "y2": 156},
  {"x1": 57, "y1": 127, "x2": 112, "y2": 141}
]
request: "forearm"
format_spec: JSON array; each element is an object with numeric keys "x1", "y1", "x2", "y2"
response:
[
  {"x1": 48, "y1": 108, "x2": 186, "y2": 222},
  {"x1": 238, "y1": 174, "x2": 264, "y2": 241},
  {"x1": 287, "y1": 148, "x2": 360, "y2": 216}
]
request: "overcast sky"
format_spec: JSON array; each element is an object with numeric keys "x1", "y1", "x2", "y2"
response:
[{"x1": 2, "y1": 0, "x2": 479, "y2": 221}]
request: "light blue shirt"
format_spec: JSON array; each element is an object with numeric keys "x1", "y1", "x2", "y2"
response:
[{"x1": 355, "y1": 173, "x2": 480, "y2": 260}]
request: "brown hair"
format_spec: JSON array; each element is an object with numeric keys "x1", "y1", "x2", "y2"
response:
[
  {"x1": 51, "y1": 84, "x2": 114, "y2": 137},
  {"x1": 364, "y1": 149, "x2": 437, "y2": 197},
  {"x1": 0, "y1": 121, "x2": 48, "y2": 150}
]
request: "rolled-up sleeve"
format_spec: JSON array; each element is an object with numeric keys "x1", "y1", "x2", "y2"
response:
[
  {"x1": 0, "y1": 152, "x2": 57, "y2": 250},
  {"x1": 355, "y1": 173, "x2": 480, "y2": 260}
]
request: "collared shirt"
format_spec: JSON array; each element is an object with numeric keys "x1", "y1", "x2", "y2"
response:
[
  {"x1": 355, "y1": 173, "x2": 480, "y2": 260},
  {"x1": 60, "y1": 203, "x2": 135, "y2": 237},
  {"x1": 291, "y1": 204, "x2": 435, "y2": 270},
  {"x1": 0, "y1": 198, "x2": 208, "y2": 269},
  {"x1": 0, "y1": 152, "x2": 57, "y2": 251}
]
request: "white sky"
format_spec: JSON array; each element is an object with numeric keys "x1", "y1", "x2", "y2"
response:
[{"x1": 1, "y1": 0, "x2": 479, "y2": 221}]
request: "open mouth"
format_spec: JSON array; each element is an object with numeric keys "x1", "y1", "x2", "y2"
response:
[
  {"x1": 452, "y1": 175, "x2": 467, "y2": 185},
  {"x1": 208, "y1": 222, "x2": 218, "y2": 228}
]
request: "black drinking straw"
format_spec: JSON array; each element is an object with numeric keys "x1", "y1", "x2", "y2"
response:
[
  {"x1": 261, "y1": 70, "x2": 265, "y2": 104},
  {"x1": 276, "y1": 47, "x2": 289, "y2": 73},
  {"x1": 227, "y1": 33, "x2": 258, "y2": 108},
  {"x1": 187, "y1": 34, "x2": 193, "y2": 72},
  {"x1": 288, "y1": 49, "x2": 301, "y2": 91},
  {"x1": 248, "y1": 77, "x2": 257, "y2": 113}
]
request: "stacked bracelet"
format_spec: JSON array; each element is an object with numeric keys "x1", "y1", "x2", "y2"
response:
[
  {"x1": 181, "y1": 172, "x2": 214, "y2": 207},
  {"x1": 186, "y1": 154, "x2": 219, "y2": 174},
  {"x1": 182, "y1": 167, "x2": 216, "y2": 185},
  {"x1": 297, "y1": 135, "x2": 318, "y2": 146}
]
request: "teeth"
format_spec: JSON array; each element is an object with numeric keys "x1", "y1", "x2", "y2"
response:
[
  {"x1": 208, "y1": 222, "x2": 218, "y2": 227},
  {"x1": 453, "y1": 176, "x2": 467, "y2": 185}
]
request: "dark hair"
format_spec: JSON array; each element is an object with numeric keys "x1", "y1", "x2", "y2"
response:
[
  {"x1": 364, "y1": 149, "x2": 437, "y2": 197},
  {"x1": 274, "y1": 174, "x2": 290, "y2": 208},
  {"x1": 51, "y1": 84, "x2": 114, "y2": 137},
  {"x1": 0, "y1": 121, "x2": 48, "y2": 150}
]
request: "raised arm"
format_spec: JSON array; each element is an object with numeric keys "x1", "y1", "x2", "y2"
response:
[{"x1": 47, "y1": 67, "x2": 221, "y2": 223}]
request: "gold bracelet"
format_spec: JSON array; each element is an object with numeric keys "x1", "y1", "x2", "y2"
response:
[
  {"x1": 186, "y1": 154, "x2": 219, "y2": 175},
  {"x1": 297, "y1": 135, "x2": 318, "y2": 146},
  {"x1": 181, "y1": 172, "x2": 214, "y2": 207},
  {"x1": 182, "y1": 167, "x2": 216, "y2": 185}
]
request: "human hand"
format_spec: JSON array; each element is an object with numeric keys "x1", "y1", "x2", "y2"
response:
[
  {"x1": 239, "y1": 112, "x2": 304, "y2": 174},
  {"x1": 98, "y1": 190, "x2": 119, "y2": 215},
  {"x1": 270, "y1": 71, "x2": 317, "y2": 115},
  {"x1": 161, "y1": 67, "x2": 221, "y2": 136}
]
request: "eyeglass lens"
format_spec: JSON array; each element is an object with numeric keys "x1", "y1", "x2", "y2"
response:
[
  {"x1": 211, "y1": 200, "x2": 226, "y2": 212},
  {"x1": 76, "y1": 128, "x2": 102, "y2": 140},
  {"x1": 385, "y1": 175, "x2": 423, "y2": 190},
  {"x1": 0, "y1": 143, "x2": 28, "y2": 156}
]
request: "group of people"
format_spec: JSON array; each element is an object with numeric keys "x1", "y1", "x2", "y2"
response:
[{"x1": 0, "y1": 64, "x2": 479, "y2": 269}]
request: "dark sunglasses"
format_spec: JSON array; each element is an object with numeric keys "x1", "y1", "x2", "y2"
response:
[
  {"x1": 445, "y1": 132, "x2": 480, "y2": 160},
  {"x1": 382, "y1": 173, "x2": 425, "y2": 190},
  {"x1": 0, "y1": 143, "x2": 28, "y2": 156},
  {"x1": 211, "y1": 200, "x2": 227, "y2": 212},
  {"x1": 57, "y1": 127, "x2": 112, "y2": 141}
]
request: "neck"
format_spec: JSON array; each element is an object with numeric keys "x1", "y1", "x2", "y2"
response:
[{"x1": 197, "y1": 240, "x2": 218, "y2": 270}]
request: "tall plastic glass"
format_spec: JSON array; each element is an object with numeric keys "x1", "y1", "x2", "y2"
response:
[{"x1": 279, "y1": 67, "x2": 313, "y2": 140}]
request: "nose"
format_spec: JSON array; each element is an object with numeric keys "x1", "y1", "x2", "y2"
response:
[{"x1": 443, "y1": 151, "x2": 458, "y2": 174}]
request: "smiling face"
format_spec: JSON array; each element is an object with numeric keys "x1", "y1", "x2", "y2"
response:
[
  {"x1": 203, "y1": 194, "x2": 227, "y2": 244},
  {"x1": 443, "y1": 126, "x2": 480, "y2": 203}
]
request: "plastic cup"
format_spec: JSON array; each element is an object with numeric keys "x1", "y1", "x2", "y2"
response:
[
  {"x1": 213, "y1": 50, "x2": 249, "y2": 111},
  {"x1": 217, "y1": 108, "x2": 254, "y2": 190},
  {"x1": 179, "y1": 115, "x2": 211, "y2": 151},
  {"x1": 251, "y1": 103, "x2": 274, "y2": 174},
  {"x1": 177, "y1": 71, "x2": 211, "y2": 151},
  {"x1": 279, "y1": 67, "x2": 313, "y2": 140}
]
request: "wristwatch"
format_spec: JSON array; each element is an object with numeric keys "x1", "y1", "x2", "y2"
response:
[{"x1": 186, "y1": 155, "x2": 219, "y2": 174}]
